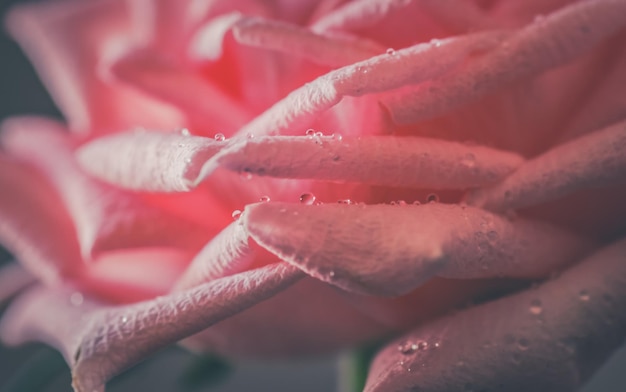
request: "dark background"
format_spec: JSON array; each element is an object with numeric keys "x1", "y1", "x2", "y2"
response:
[{"x1": 0, "y1": 0, "x2": 625, "y2": 391}]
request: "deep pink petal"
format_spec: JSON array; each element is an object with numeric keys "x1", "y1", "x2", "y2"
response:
[
  {"x1": 5, "y1": 0, "x2": 184, "y2": 133},
  {"x1": 2, "y1": 117, "x2": 211, "y2": 257},
  {"x1": 238, "y1": 31, "x2": 504, "y2": 137},
  {"x1": 243, "y1": 202, "x2": 592, "y2": 296},
  {"x1": 233, "y1": 16, "x2": 383, "y2": 67},
  {"x1": 203, "y1": 135, "x2": 524, "y2": 189},
  {"x1": 365, "y1": 237, "x2": 626, "y2": 392},
  {"x1": 0, "y1": 154, "x2": 83, "y2": 284},
  {"x1": 382, "y1": 0, "x2": 626, "y2": 126},
  {"x1": 468, "y1": 120, "x2": 626, "y2": 212},
  {"x1": 0, "y1": 263, "x2": 303, "y2": 392}
]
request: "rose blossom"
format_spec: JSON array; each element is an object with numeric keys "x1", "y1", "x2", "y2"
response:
[{"x1": 0, "y1": 0, "x2": 625, "y2": 391}]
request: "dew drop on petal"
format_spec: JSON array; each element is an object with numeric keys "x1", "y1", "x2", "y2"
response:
[
  {"x1": 232, "y1": 210, "x2": 242, "y2": 220},
  {"x1": 529, "y1": 299, "x2": 543, "y2": 315},
  {"x1": 70, "y1": 292, "x2": 84, "y2": 306},
  {"x1": 260, "y1": 196, "x2": 270, "y2": 202},
  {"x1": 331, "y1": 133, "x2": 343, "y2": 141},
  {"x1": 579, "y1": 290, "x2": 590, "y2": 302},
  {"x1": 417, "y1": 341, "x2": 428, "y2": 350},
  {"x1": 398, "y1": 341, "x2": 418, "y2": 355},
  {"x1": 427, "y1": 193, "x2": 439, "y2": 203},
  {"x1": 337, "y1": 199, "x2": 352, "y2": 204},
  {"x1": 179, "y1": 128, "x2": 191, "y2": 136},
  {"x1": 240, "y1": 169, "x2": 253, "y2": 180},
  {"x1": 386, "y1": 48, "x2": 396, "y2": 55},
  {"x1": 299, "y1": 193, "x2": 316, "y2": 205},
  {"x1": 430, "y1": 38, "x2": 442, "y2": 47},
  {"x1": 121, "y1": 316, "x2": 128, "y2": 323},
  {"x1": 214, "y1": 133, "x2": 226, "y2": 142},
  {"x1": 305, "y1": 129, "x2": 315, "y2": 137},
  {"x1": 412, "y1": 200, "x2": 421, "y2": 206}
]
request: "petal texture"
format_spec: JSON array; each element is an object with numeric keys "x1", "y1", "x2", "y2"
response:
[
  {"x1": 243, "y1": 202, "x2": 592, "y2": 296},
  {"x1": 365, "y1": 237, "x2": 626, "y2": 392}
]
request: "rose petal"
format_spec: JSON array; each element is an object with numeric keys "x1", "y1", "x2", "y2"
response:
[
  {"x1": 200, "y1": 135, "x2": 524, "y2": 190},
  {"x1": 108, "y1": 49, "x2": 253, "y2": 134},
  {"x1": 174, "y1": 222, "x2": 255, "y2": 290},
  {"x1": 232, "y1": 16, "x2": 383, "y2": 67},
  {"x1": 365, "y1": 237, "x2": 626, "y2": 392},
  {"x1": 238, "y1": 30, "x2": 505, "y2": 137},
  {"x1": 5, "y1": 0, "x2": 184, "y2": 133},
  {"x1": 0, "y1": 154, "x2": 83, "y2": 283},
  {"x1": 243, "y1": 202, "x2": 592, "y2": 296},
  {"x1": 76, "y1": 128, "x2": 226, "y2": 192},
  {"x1": 0, "y1": 263, "x2": 35, "y2": 306},
  {"x1": 0, "y1": 263, "x2": 303, "y2": 392},
  {"x1": 2, "y1": 117, "x2": 210, "y2": 257},
  {"x1": 467, "y1": 120, "x2": 626, "y2": 212},
  {"x1": 382, "y1": 0, "x2": 626, "y2": 125}
]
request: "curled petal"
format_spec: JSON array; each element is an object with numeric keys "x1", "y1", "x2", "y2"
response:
[
  {"x1": 201, "y1": 135, "x2": 524, "y2": 190},
  {"x1": 2, "y1": 117, "x2": 210, "y2": 257},
  {"x1": 382, "y1": 0, "x2": 626, "y2": 125},
  {"x1": 467, "y1": 120, "x2": 626, "y2": 212},
  {"x1": 238, "y1": 30, "x2": 505, "y2": 136},
  {"x1": 0, "y1": 263, "x2": 303, "y2": 392},
  {"x1": 365, "y1": 237, "x2": 626, "y2": 392},
  {"x1": 232, "y1": 16, "x2": 383, "y2": 67},
  {"x1": 243, "y1": 202, "x2": 592, "y2": 296},
  {"x1": 76, "y1": 128, "x2": 225, "y2": 192}
]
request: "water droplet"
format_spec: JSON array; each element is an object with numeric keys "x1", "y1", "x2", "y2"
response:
[
  {"x1": 299, "y1": 193, "x2": 316, "y2": 205},
  {"x1": 533, "y1": 14, "x2": 545, "y2": 24},
  {"x1": 179, "y1": 128, "x2": 191, "y2": 136},
  {"x1": 260, "y1": 196, "x2": 270, "y2": 202},
  {"x1": 427, "y1": 193, "x2": 439, "y2": 203},
  {"x1": 331, "y1": 133, "x2": 343, "y2": 141},
  {"x1": 397, "y1": 200, "x2": 407, "y2": 206},
  {"x1": 386, "y1": 48, "x2": 396, "y2": 55},
  {"x1": 184, "y1": 158, "x2": 192, "y2": 164},
  {"x1": 232, "y1": 210, "x2": 242, "y2": 220},
  {"x1": 214, "y1": 133, "x2": 226, "y2": 142},
  {"x1": 305, "y1": 129, "x2": 316, "y2": 137},
  {"x1": 121, "y1": 316, "x2": 128, "y2": 323},
  {"x1": 412, "y1": 200, "x2": 421, "y2": 206},
  {"x1": 70, "y1": 292, "x2": 84, "y2": 306},
  {"x1": 430, "y1": 38, "x2": 442, "y2": 47},
  {"x1": 529, "y1": 299, "x2": 543, "y2": 315},
  {"x1": 337, "y1": 199, "x2": 352, "y2": 204},
  {"x1": 240, "y1": 169, "x2": 253, "y2": 180},
  {"x1": 398, "y1": 341, "x2": 418, "y2": 355},
  {"x1": 517, "y1": 337, "x2": 530, "y2": 351},
  {"x1": 328, "y1": 271, "x2": 336, "y2": 278},
  {"x1": 247, "y1": 133, "x2": 255, "y2": 139},
  {"x1": 579, "y1": 290, "x2": 590, "y2": 302},
  {"x1": 315, "y1": 131, "x2": 324, "y2": 138},
  {"x1": 417, "y1": 341, "x2": 428, "y2": 350}
]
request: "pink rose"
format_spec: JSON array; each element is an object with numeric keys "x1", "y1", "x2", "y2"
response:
[{"x1": 1, "y1": 0, "x2": 625, "y2": 391}]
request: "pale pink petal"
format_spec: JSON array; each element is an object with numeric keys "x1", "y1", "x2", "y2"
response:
[
  {"x1": 182, "y1": 277, "x2": 389, "y2": 358},
  {"x1": 0, "y1": 263, "x2": 35, "y2": 306},
  {"x1": 2, "y1": 117, "x2": 211, "y2": 257},
  {"x1": 173, "y1": 222, "x2": 255, "y2": 290},
  {"x1": 76, "y1": 128, "x2": 226, "y2": 193},
  {"x1": 5, "y1": 0, "x2": 184, "y2": 133},
  {"x1": 202, "y1": 135, "x2": 524, "y2": 190},
  {"x1": 0, "y1": 154, "x2": 84, "y2": 284},
  {"x1": 467, "y1": 120, "x2": 626, "y2": 212},
  {"x1": 232, "y1": 16, "x2": 383, "y2": 67},
  {"x1": 108, "y1": 48, "x2": 253, "y2": 134},
  {"x1": 188, "y1": 12, "x2": 245, "y2": 61},
  {"x1": 0, "y1": 263, "x2": 303, "y2": 392},
  {"x1": 238, "y1": 31, "x2": 504, "y2": 137},
  {"x1": 365, "y1": 237, "x2": 626, "y2": 392},
  {"x1": 243, "y1": 202, "x2": 592, "y2": 296},
  {"x1": 382, "y1": 0, "x2": 626, "y2": 125}
]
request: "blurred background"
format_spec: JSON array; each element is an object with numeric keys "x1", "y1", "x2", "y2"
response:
[{"x1": 0, "y1": 0, "x2": 625, "y2": 391}]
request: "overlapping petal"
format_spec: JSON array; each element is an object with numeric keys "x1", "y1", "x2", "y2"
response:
[
  {"x1": 365, "y1": 237, "x2": 626, "y2": 392},
  {"x1": 242, "y1": 202, "x2": 592, "y2": 296},
  {"x1": 0, "y1": 263, "x2": 303, "y2": 392}
]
